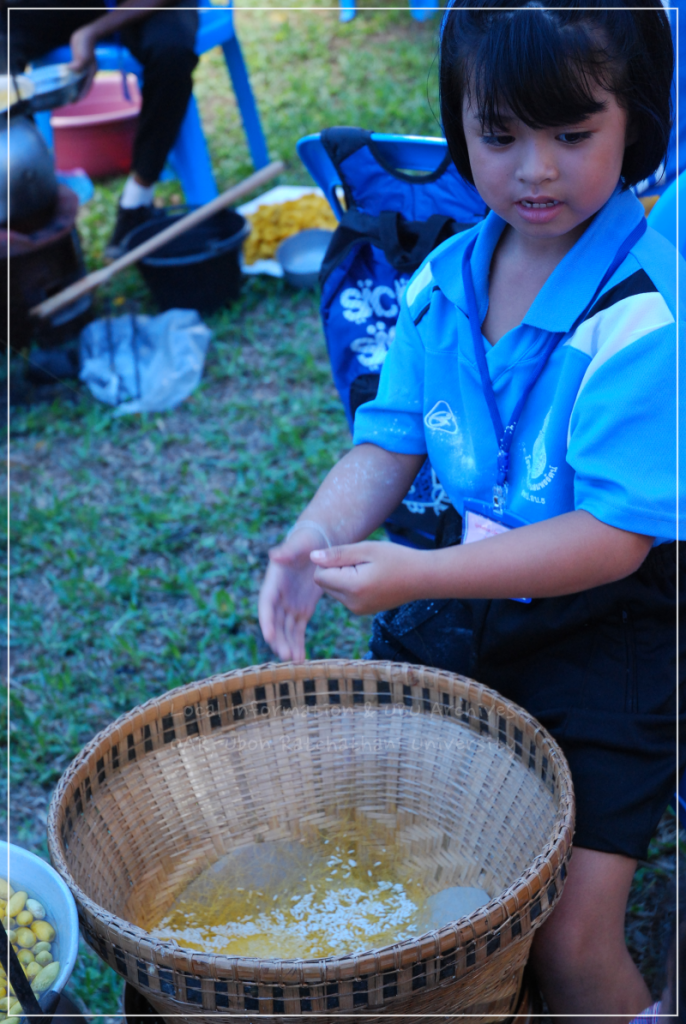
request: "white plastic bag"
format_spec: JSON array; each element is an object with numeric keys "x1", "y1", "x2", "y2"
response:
[{"x1": 79, "y1": 308, "x2": 212, "y2": 415}]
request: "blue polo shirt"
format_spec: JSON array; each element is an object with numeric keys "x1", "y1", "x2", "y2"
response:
[{"x1": 353, "y1": 188, "x2": 684, "y2": 543}]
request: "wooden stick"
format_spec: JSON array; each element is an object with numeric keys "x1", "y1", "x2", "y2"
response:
[{"x1": 30, "y1": 160, "x2": 285, "y2": 321}]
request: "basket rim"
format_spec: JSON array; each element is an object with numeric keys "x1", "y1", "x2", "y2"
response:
[{"x1": 47, "y1": 659, "x2": 575, "y2": 976}]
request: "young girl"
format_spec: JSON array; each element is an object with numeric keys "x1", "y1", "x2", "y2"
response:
[{"x1": 259, "y1": 1, "x2": 683, "y2": 1017}]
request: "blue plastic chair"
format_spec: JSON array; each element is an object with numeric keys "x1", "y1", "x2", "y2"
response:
[
  {"x1": 34, "y1": 2, "x2": 269, "y2": 205},
  {"x1": 648, "y1": 169, "x2": 686, "y2": 257},
  {"x1": 339, "y1": 0, "x2": 436, "y2": 22},
  {"x1": 297, "y1": 132, "x2": 452, "y2": 219}
]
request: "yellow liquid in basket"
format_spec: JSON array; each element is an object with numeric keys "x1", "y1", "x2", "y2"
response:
[{"x1": 148, "y1": 837, "x2": 424, "y2": 959}]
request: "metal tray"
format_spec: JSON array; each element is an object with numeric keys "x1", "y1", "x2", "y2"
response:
[{"x1": 25, "y1": 63, "x2": 89, "y2": 112}]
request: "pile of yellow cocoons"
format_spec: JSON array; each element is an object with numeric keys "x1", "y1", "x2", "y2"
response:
[{"x1": 1, "y1": 878, "x2": 60, "y2": 1022}]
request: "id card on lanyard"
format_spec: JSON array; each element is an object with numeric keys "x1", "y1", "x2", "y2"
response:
[
  {"x1": 459, "y1": 214, "x2": 647, "y2": 602},
  {"x1": 462, "y1": 499, "x2": 532, "y2": 602}
]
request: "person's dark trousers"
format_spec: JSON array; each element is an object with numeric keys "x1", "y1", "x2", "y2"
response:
[{"x1": 0, "y1": 0, "x2": 198, "y2": 184}]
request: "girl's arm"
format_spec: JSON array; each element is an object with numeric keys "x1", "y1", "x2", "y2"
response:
[
  {"x1": 311, "y1": 511, "x2": 654, "y2": 614},
  {"x1": 258, "y1": 444, "x2": 425, "y2": 661}
]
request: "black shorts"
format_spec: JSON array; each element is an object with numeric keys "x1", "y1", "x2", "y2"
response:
[{"x1": 370, "y1": 517, "x2": 684, "y2": 861}]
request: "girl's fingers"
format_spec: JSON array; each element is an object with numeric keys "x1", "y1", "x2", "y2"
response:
[
  {"x1": 258, "y1": 567, "x2": 290, "y2": 652},
  {"x1": 270, "y1": 529, "x2": 329, "y2": 567},
  {"x1": 313, "y1": 565, "x2": 361, "y2": 595},
  {"x1": 283, "y1": 610, "x2": 295, "y2": 659},
  {"x1": 310, "y1": 544, "x2": 372, "y2": 568},
  {"x1": 273, "y1": 602, "x2": 287, "y2": 659},
  {"x1": 284, "y1": 612, "x2": 305, "y2": 663},
  {"x1": 262, "y1": 592, "x2": 308, "y2": 661},
  {"x1": 313, "y1": 572, "x2": 366, "y2": 614},
  {"x1": 258, "y1": 578, "x2": 277, "y2": 646},
  {"x1": 268, "y1": 543, "x2": 296, "y2": 565},
  {"x1": 259, "y1": 554, "x2": 323, "y2": 660}
]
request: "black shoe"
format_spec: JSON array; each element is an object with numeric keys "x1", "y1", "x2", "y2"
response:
[{"x1": 104, "y1": 204, "x2": 155, "y2": 260}]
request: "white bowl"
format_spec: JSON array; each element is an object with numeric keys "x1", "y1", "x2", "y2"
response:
[
  {"x1": 0, "y1": 840, "x2": 79, "y2": 998},
  {"x1": 276, "y1": 228, "x2": 333, "y2": 288}
]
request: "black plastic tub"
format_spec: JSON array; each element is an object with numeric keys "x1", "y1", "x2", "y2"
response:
[{"x1": 124, "y1": 206, "x2": 250, "y2": 313}]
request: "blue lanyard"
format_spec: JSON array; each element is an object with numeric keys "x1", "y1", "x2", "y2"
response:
[{"x1": 461, "y1": 215, "x2": 647, "y2": 513}]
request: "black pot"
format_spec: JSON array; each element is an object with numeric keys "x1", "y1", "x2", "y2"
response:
[
  {"x1": 124, "y1": 206, "x2": 250, "y2": 313},
  {"x1": 0, "y1": 113, "x2": 58, "y2": 232},
  {"x1": 1, "y1": 184, "x2": 89, "y2": 348}
]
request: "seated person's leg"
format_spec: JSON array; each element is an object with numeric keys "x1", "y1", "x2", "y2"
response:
[{"x1": 105, "y1": 5, "x2": 198, "y2": 257}]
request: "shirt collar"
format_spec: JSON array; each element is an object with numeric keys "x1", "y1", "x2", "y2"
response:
[{"x1": 431, "y1": 187, "x2": 645, "y2": 333}]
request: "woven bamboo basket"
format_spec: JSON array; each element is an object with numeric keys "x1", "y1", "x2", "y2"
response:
[{"x1": 47, "y1": 660, "x2": 574, "y2": 1024}]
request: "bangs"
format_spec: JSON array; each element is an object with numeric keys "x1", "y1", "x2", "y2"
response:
[
  {"x1": 464, "y1": 12, "x2": 622, "y2": 132},
  {"x1": 438, "y1": 0, "x2": 673, "y2": 189}
]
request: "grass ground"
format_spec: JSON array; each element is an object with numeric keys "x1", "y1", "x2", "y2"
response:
[{"x1": 4, "y1": 1, "x2": 682, "y2": 1015}]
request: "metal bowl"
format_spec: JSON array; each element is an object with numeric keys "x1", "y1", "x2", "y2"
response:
[
  {"x1": 0, "y1": 840, "x2": 80, "y2": 996},
  {"x1": 276, "y1": 228, "x2": 333, "y2": 288}
]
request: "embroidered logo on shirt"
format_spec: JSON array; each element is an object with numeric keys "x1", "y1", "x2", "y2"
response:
[
  {"x1": 522, "y1": 410, "x2": 558, "y2": 503},
  {"x1": 530, "y1": 410, "x2": 551, "y2": 481},
  {"x1": 425, "y1": 400, "x2": 458, "y2": 434}
]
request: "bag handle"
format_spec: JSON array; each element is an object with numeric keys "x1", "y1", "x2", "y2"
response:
[
  {"x1": 378, "y1": 211, "x2": 458, "y2": 272},
  {"x1": 320, "y1": 208, "x2": 466, "y2": 283}
]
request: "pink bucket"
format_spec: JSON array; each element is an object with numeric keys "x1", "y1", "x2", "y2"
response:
[{"x1": 51, "y1": 72, "x2": 141, "y2": 179}]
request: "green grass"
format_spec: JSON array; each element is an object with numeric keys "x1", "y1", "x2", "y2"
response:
[
  {"x1": 8, "y1": 277, "x2": 372, "y2": 798},
  {"x1": 5, "y1": 2, "x2": 681, "y2": 1014}
]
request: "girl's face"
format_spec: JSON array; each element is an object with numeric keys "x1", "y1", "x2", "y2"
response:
[{"x1": 462, "y1": 85, "x2": 630, "y2": 244}]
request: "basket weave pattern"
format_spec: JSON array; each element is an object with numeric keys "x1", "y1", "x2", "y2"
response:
[{"x1": 48, "y1": 660, "x2": 574, "y2": 1022}]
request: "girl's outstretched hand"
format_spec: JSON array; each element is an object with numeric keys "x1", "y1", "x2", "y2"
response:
[
  {"x1": 311, "y1": 541, "x2": 420, "y2": 615},
  {"x1": 258, "y1": 528, "x2": 324, "y2": 663},
  {"x1": 258, "y1": 448, "x2": 425, "y2": 658}
]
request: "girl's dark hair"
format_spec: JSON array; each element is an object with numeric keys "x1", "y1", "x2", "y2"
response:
[{"x1": 439, "y1": 0, "x2": 673, "y2": 189}]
